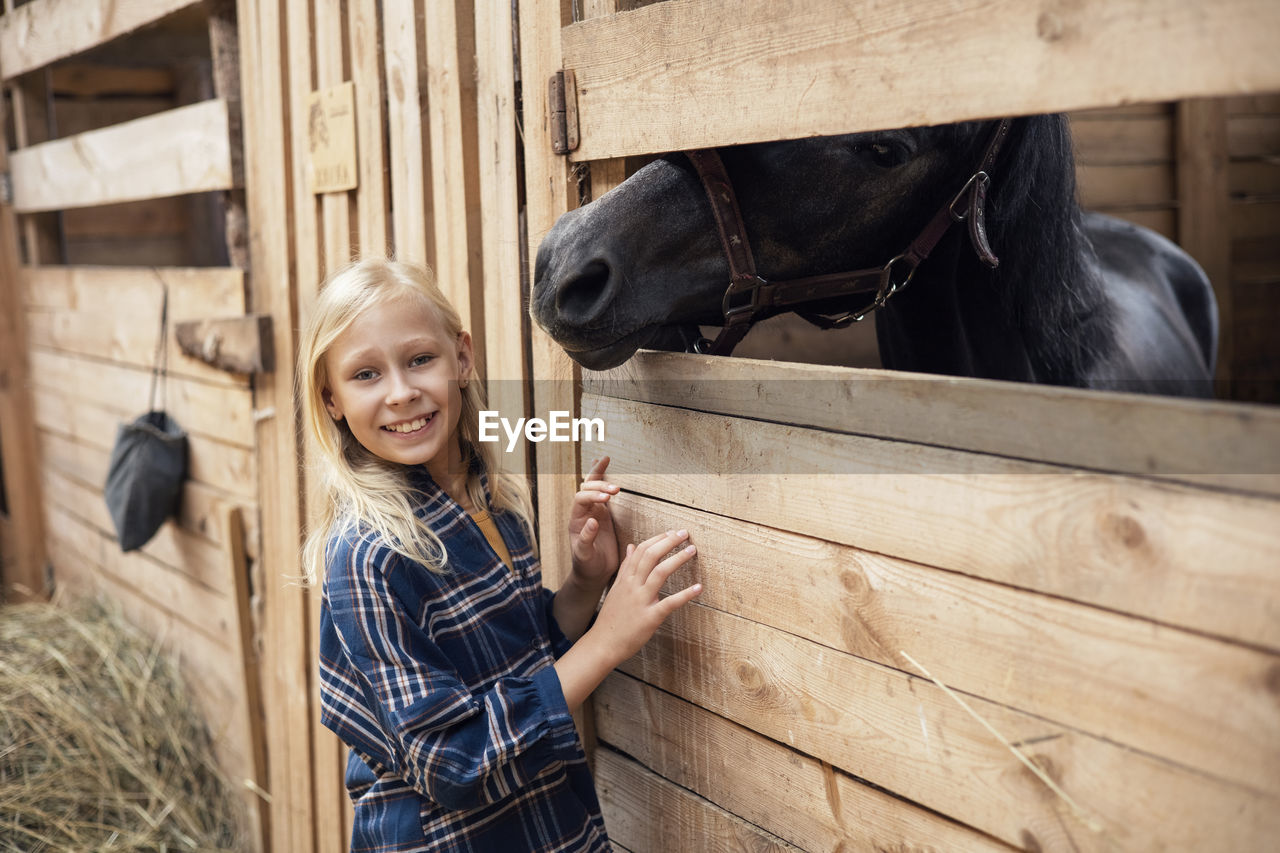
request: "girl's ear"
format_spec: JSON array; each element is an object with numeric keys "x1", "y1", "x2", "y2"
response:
[
  {"x1": 455, "y1": 331, "x2": 474, "y2": 386},
  {"x1": 321, "y1": 386, "x2": 343, "y2": 421}
]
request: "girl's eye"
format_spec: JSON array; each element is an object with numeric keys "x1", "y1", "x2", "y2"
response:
[
  {"x1": 353, "y1": 369, "x2": 377, "y2": 381},
  {"x1": 410, "y1": 354, "x2": 435, "y2": 367}
]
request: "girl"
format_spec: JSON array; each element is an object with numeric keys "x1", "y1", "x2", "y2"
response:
[{"x1": 298, "y1": 258, "x2": 702, "y2": 852}]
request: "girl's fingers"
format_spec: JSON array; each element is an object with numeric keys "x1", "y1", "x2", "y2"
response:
[
  {"x1": 647, "y1": 543, "x2": 697, "y2": 588},
  {"x1": 632, "y1": 530, "x2": 690, "y2": 583},
  {"x1": 659, "y1": 582, "x2": 703, "y2": 615},
  {"x1": 579, "y1": 480, "x2": 618, "y2": 494},
  {"x1": 577, "y1": 516, "x2": 598, "y2": 546},
  {"x1": 587, "y1": 456, "x2": 611, "y2": 479}
]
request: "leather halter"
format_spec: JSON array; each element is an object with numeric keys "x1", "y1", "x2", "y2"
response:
[{"x1": 685, "y1": 119, "x2": 1013, "y2": 356}]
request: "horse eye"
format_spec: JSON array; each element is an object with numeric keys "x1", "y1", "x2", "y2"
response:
[{"x1": 867, "y1": 142, "x2": 907, "y2": 168}]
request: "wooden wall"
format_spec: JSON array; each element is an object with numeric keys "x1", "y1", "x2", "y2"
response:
[{"x1": 523, "y1": 1, "x2": 1280, "y2": 851}]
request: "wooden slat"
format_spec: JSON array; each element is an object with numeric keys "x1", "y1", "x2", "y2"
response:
[
  {"x1": 0, "y1": 88, "x2": 47, "y2": 601},
  {"x1": 1177, "y1": 99, "x2": 1234, "y2": 384},
  {"x1": 585, "y1": 351, "x2": 1280, "y2": 495},
  {"x1": 10, "y1": 100, "x2": 233, "y2": 212},
  {"x1": 560, "y1": 0, "x2": 1280, "y2": 160},
  {"x1": 595, "y1": 746, "x2": 803, "y2": 852},
  {"x1": 1229, "y1": 114, "x2": 1280, "y2": 158},
  {"x1": 425, "y1": 0, "x2": 484, "y2": 339},
  {"x1": 1071, "y1": 114, "x2": 1172, "y2": 165},
  {"x1": 519, "y1": 0, "x2": 580, "y2": 583},
  {"x1": 619, "y1": 600, "x2": 1279, "y2": 851},
  {"x1": 235, "y1": 0, "x2": 314, "y2": 848},
  {"x1": 0, "y1": 0, "x2": 199, "y2": 81},
  {"x1": 475, "y1": 0, "x2": 531, "y2": 475},
  {"x1": 50, "y1": 64, "x2": 175, "y2": 97},
  {"x1": 597, "y1": 674, "x2": 1012, "y2": 852},
  {"x1": 382, "y1": 0, "x2": 433, "y2": 266},
  {"x1": 583, "y1": 392, "x2": 1280, "y2": 650},
  {"x1": 33, "y1": 387, "x2": 257, "y2": 501},
  {"x1": 1076, "y1": 164, "x2": 1173, "y2": 208},
  {"x1": 350, "y1": 0, "x2": 388, "y2": 257},
  {"x1": 28, "y1": 349, "x2": 254, "y2": 448},
  {"x1": 22, "y1": 265, "x2": 249, "y2": 387},
  {"x1": 612, "y1": 492, "x2": 1279, "y2": 794}
]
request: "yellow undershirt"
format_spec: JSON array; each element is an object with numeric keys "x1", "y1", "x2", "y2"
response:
[{"x1": 469, "y1": 509, "x2": 513, "y2": 572}]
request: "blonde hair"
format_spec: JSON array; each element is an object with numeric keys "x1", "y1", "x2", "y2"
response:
[{"x1": 298, "y1": 258, "x2": 534, "y2": 583}]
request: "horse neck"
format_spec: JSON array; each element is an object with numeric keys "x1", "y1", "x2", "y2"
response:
[{"x1": 874, "y1": 116, "x2": 1109, "y2": 384}]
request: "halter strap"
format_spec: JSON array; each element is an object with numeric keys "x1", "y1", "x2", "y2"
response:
[{"x1": 687, "y1": 118, "x2": 1013, "y2": 356}]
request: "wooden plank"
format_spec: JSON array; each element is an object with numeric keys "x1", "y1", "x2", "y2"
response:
[
  {"x1": 236, "y1": 0, "x2": 314, "y2": 845},
  {"x1": 349, "y1": 0, "x2": 388, "y2": 256},
  {"x1": 314, "y1": 0, "x2": 352, "y2": 276},
  {"x1": 0, "y1": 0, "x2": 199, "y2": 81},
  {"x1": 559, "y1": 0, "x2": 1280, "y2": 160},
  {"x1": 586, "y1": 351, "x2": 1280, "y2": 495},
  {"x1": 1229, "y1": 114, "x2": 1280, "y2": 158},
  {"x1": 8, "y1": 71, "x2": 62, "y2": 265},
  {"x1": 54, "y1": 96, "x2": 173, "y2": 137},
  {"x1": 612, "y1": 491, "x2": 1280, "y2": 794},
  {"x1": 175, "y1": 315, "x2": 274, "y2": 375},
  {"x1": 61, "y1": 198, "x2": 189, "y2": 239},
  {"x1": 0, "y1": 96, "x2": 47, "y2": 601},
  {"x1": 425, "y1": 0, "x2": 484, "y2": 338},
  {"x1": 1070, "y1": 114, "x2": 1172, "y2": 165},
  {"x1": 382, "y1": 0, "x2": 433, "y2": 266},
  {"x1": 32, "y1": 386, "x2": 257, "y2": 501},
  {"x1": 26, "y1": 350, "x2": 254, "y2": 450},
  {"x1": 619, "y1": 600, "x2": 1279, "y2": 851},
  {"x1": 49, "y1": 64, "x2": 175, "y2": 97},
  {"x1": 1177, "y1": 99, "x2": 1234, "y2": 385},
  {"x1": 475, "y1": 0, "x2": 531, "y2": 476},
  {"x1": 519, "y1": 0, "x2": 580, "y2": 582},
  {"x1": 1231, "y1": 160, "x2": 1280, "y2": 198},
  {"x1": 595, "y1": 747, "x2": 803, "y2": 852},
  {"x1": 1076, "y1": 164, "x2": 1173, "y2": 208},
  {"x1": 10, "y1": 100, "x2": 234, "y2": 212},
  {"x1": 22, "y1": 266, "x2": 249, "y2": 387},
  {"x1": 597, "y1": 675, "x2": 1013, "y2": 852},
  {"x1": 583, "y1": 392, "x2": 1280, "y2": 650},
  {"x1": 1230, "y1": 198, "x2": 1280, "y2": 241}
]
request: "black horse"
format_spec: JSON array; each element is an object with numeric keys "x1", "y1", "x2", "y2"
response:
[{"x1": 532, "y1": 115, "x2": 1218, "y2": 397}]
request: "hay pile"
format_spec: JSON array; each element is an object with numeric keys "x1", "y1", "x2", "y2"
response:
[{"x1": 0, "y1": 601, "x2": 244, "y2": 851}]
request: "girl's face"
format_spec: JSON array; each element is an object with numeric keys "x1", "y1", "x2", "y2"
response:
[{"x1": 321, "y1": 294, "x2": 473, "y2": 480}]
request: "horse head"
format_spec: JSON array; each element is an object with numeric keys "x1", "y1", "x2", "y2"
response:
[{"x1": 532, "y1": 122, "x2": 1002, "y2": 370}]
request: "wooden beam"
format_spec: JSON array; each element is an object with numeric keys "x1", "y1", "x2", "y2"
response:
[
  {"x1": 595, "y1": 746, "x2": 802, "y2": 852},
  {"x1": 583, "y1": 392, "x2": 1280, "y2": 651},
  {"x1": 475, "y1": 0, "x2": 531, "y2": 475},
  {"x1": 1177, "y1": 100, "x2": 1234, "y2": 386},
  {"x1": 559, "y1": 0, "x2": 1280, "y2": 159},
  {"x1": 10, "y1": 99, "x2": 234, "y2": 213},
  {"x1": 0, "y1": 0, "x2": 200, "y2": 81},
  {"x1": 611, "y1": 491, "x2": 1280, "y2": 795},
  {"x1": 619, "y1": 601, "x2": 1278, "y2": 851},
  {"x1": 518, "y1": 0, "x2": 580, "y2": 583},
  {"x1": 0, "y1": 99, "x2": 48, "y2": 602},
  {"x1": 349, "y1": 0, "x2": 388, "y2": 258},
  {"x1": 584, "y1": 351, "x2": 1280, "y2": 497},
  {"x1": 174, "y1": 315, "x2": 274, "y2": 375},
  {"x1": 597, "y1": 675, "x2": 1012, "y2": 852},
  {"x1": 235, "y1": 0, "x2": 314, "y2": 850},
  {"x1": 382, "y1": 0, "x2": 433, "y2": 267}
]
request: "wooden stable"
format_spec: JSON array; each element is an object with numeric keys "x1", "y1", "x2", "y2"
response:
[{"x1": 0, "y1": 1, "x2": 1278, "y2": 851}]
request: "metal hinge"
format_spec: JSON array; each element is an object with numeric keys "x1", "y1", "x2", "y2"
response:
[
  {"x1": 0, "y1": 171, "x2": 12, "y2": 205},
  {"x1": 548, "y1": 69, "x2": 579, "y2": 155}
]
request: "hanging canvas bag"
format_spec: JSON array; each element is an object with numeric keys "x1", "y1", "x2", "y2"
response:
[{"x1": 104, "y1": 283, "x2": 188, "y2": 551}]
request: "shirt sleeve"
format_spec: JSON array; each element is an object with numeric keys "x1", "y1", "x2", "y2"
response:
[{"x1": 326, "y1": 536, "x2": 582, "y2": 811}]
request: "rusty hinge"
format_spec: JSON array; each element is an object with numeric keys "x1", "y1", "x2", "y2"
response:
[{"x1": 548, "y1": 69, "x2": 579, "y2": 155}]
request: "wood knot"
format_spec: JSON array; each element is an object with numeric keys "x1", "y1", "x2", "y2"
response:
[
  {"x1": 1036, "y1": 12, "x2": 1064, "y2": 41},
  {"x1": 1105, "y1": 513, "x2": 1147, "y2": 550},
  {"x1": 734, "y1": 659, "x2": 769, "y2": 699}
]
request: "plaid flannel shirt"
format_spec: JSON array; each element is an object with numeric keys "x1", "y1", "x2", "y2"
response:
[{"x1": 318, "y1": 465, "x2": 611, "y2": 852}]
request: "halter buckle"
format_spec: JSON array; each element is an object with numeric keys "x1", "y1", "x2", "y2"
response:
[
  {"x1": 721, "y1": 275, "x2": 767, "y2": 320},
  {"x1": 949, "y1": 170, "x2": 990, "y2": 221}
]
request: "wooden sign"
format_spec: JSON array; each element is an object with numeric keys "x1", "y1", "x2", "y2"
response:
[{"x1": 307, "y1": 81, "x2": 358, "y2": 194}]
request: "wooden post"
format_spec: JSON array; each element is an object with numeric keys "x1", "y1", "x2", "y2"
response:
[
  {"x1": 235, "y1": 1, "x2": 314, "y2": 851},
  {"x1": 0, "y1": 90, "x2": 49, "y2": 603},
  {"x1": 1175, "y1": 98, "x2": 1233, "y2": 390}
]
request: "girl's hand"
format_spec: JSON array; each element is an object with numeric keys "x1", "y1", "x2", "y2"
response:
[
  {"x1": 588, "y1": 529, "x2": 703, "y2": 669},
  {"x1": 568, "y1": 456, "x2": 620, "y2": 589}
]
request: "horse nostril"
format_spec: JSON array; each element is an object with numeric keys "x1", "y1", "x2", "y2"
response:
[{"x1": 555, "y1": 259, "x2": 614, "y2": 324}]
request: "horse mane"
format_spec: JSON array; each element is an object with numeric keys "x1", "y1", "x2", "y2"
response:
[{"x1": 976, "y1": 114, "x2": 1111, "y2": 385}]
